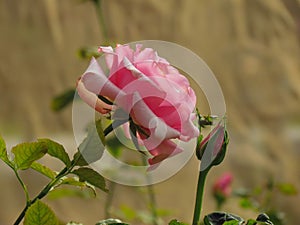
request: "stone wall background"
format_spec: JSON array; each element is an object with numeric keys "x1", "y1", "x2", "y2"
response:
[{"x1": 0, "y1": 0, "x2": 299, "y2": 224}]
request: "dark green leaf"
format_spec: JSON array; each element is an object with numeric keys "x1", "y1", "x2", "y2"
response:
[
  {"x1": 76, "y1": 120, "x2": 105, "y2": 165},
  {"x1": 12, "y1": 142, "x2": 48, "y2": 170},
  {"x1": 95, "y1": 218, "x2": 129, "y2": 225},
  {"x1": 256, "y1": 214, "x2": 273, "y2": 225},
  {"x1": 72, "y1": 167, "x2": 108, "y2": 192},
  {"x1": 38, "y1": 139, "x2": 71, "y2": 167},
  {"x1": 204, "y1": 212, "x2": 244, "y2": 225},
  {"x1": 73, "y1": 151, "x2": 88, "y2": 166},
  {"x1": 106, "y1": 136, "x2": 123, "y2": 158},
  {"x1": 24, "y1": 200, "x2": 59, "y2": 225},
  {"x1": 169, "y1": 219, "x2": 189, "y2": 225},
  {"x1": 276, "y1": 183, "x2": 297, "y2": 195},
  {"x1": 51, "y1": 89, "x2": 75, "y2": 112},
  {"x1": 0, "y1": 135, "x2": 11, "y2": 164},
  {"x1": 31, "y1": 162, "x2": 56, "y2": 179}
]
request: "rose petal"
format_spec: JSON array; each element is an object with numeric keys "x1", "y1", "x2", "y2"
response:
[
  {"x1": 147, "y1": 139, "x2": 183, "y2": 165},
  {"x1": 77, "y1": 79, "x2": 112, "y2": 114}
]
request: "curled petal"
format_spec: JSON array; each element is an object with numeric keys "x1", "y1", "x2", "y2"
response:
[
  {"x1": 77, "y1": 78, "x2": 112, "y2": 114},
  {"x1": 147, "y1": 139, "x2": 183, "y2": 166}
]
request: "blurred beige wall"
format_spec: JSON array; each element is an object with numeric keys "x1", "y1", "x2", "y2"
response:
[{"x1": 0, "y1": 0, "x2": 299, "y2": 224}]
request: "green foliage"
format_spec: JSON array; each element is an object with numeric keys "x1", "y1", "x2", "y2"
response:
[
  {"x1": 96, "y1": 218, "x2": 129, "y2": 225},
  {"x1": 72, "y1": 167, "x2": 108, "y2": 192},
  {"x1": 276, "y1": 183, "x2": 297, "y2": 195},
  {"x1": 203, "y1": 212, "x2": 244, "y2": 225},
  {"x1": 66, "y1": 222, "x2": 84, "y2": 225},
  {"x1": 51, "y1": 89, "x2": 76, "y2": 112},
  {"x1": 58, "y1": 176, "x2": 97, "y2": 196},
  {"x1": 169, "y1": 219, "x2": 189, "y2": 225},
  {"x1": 12, "y1": 142, "x2": 48, "y2": 170},
  {"x1": 223, "y1": 221, "x2": 240, "y2": 225},
  {"x1": 234, "y1": 178, "x2": 297, "y2": 224},
  {"x1": 203, "y1": 212, "x2": 274, "y2": 225},
  {"x1": 77, "y1": 46, "x2": 101, "y2": 59},
  {"x1": 105, "y1": 135, "x2": 123, "y2": 158},
  {"x1": 24, "y1": 200, "x2": 59, "y2": 225},
  {"x1": 245, "y1": 219, "x2": 257, "y2": 225},
  {"x1": 38, "y1": 139, "x2": 71, "y2": 167},
  {"x1": 76, "y1": 120, "x2": 105, "y2": 165},
  {"x1": 30, "y1": 162, "x2": 57, "y2": 179},
  {"x1": 0, "y1": 135, "x2": 11, "y2": 165},
  {"x1": 47, "y1": 187, "x2": 96, "y2": 200}
]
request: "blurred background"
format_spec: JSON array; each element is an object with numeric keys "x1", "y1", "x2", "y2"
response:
[{"x1": 0, "y1": 0, "x2": 299, "y2": 224}]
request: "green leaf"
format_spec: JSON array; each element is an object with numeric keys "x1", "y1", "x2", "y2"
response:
[
  {"x1": 276, "y1": 183, "x2": 298, "y2": 195},
  {"x1": 24, "y1": 200, "x2": 59, "y2": 225},
  {"x1": 245, "y1": 219, "x2": 257, "y2": 225},
  {"x1": 38, "y1": 139, "x2": 71, "y2": 167},
  {"x1": 96, "y1": 218, "x2": 128, "y2": 225},
  {"x1": 223, "y1": 221, "x2": 240, "y2": 225},
  {"x1": 12, "y1": 142, "x2": 48, "y2": 170},
  {"x1": 72, "y1": 167, "x2": 108, "y2": 192},
  {"x1": 256, "y1": 214, "x2": 273, "y2": 225},
  {"x1": 31, "y1": 162, "x2": 57, "y2": 179},
  {"x1": 60, "y1": 177, "x2": 86, "y2": 187},
  {"x1": 51, "y1": 89, "x2": 76, "y2": 112},
  {"x1": 0, "y1": 135, "x2": 11, "y2": 164},
  {"x1": 66, "y1": 222, "x2": 84, "y2": 225},
  {"x1": 76, "y1": 120, "x2": 105, "y2": 166},
  {"x1": 47, "y1": 187, "x2": 95, "y2": 200},
  {"x1": 119, "y1": 205, "x2": 137, "y2": 221},
  {"x1": 169, "y1": 219, "x2": 189, "y2": 225},
  {"x1": 77, "y1": 46, "x2": 101, "y2": 59},
  {"x1": 239, "y1": 198, "x2": 256, "y2": 209},
  {"x1": 66, "y1": 222, "x2": 83, "y2": 225},
  {"x1": 203, "y1": 212, "x2": 244, "y2": 225},
  {"x1": 106, "y1": 136, "x2": 123, "y2": 158}
]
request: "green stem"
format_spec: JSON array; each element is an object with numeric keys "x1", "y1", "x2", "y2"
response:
[
  {"x1": 13, "y1": 166, "x2": 71, "y2": 225},
  {"x1": 192, "y1": 168, "x2": 209, "y2": 225},
  {"x1": 104, "y1": 181, "x2": 116, "y2": 218},
  {"x1": 14, "y1": 120, "x2": 121, "y2": 225},
  {"x1": 147, "y1": 184, "x2": 158, "y2": 225},
  {"x1": 140, "y1": 155, "x2": 158, "y2": 225},
  {"x1": 93, "y1": 0, "x2": 109, "y2": 42},
  {"x1": 14, "y1": 170, "x2": 30, "y2": 203}
]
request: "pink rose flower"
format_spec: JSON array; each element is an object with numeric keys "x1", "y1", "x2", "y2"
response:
[
  {"x1": 77, "y1": 44, "x2": 199, "y2": 166},
  {"x1": 213, "y1": 172, "x2": 233, "y2": 197}
]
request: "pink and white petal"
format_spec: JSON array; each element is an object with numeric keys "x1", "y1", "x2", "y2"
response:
[
  {"x1": 147, "y1": 139, "x2": 183, "y2": 165},
  {"x1": 81, "y1": 58, "x2": 122, "y2": 100},
  {"x1": 134, "y1": 47, "x2": 157, "y2": 62},
  {"x1": 98, "y1": 46, "x2": 116, "y2": 71},
  {"x1": 115, "y1": 45, "x2": 134, "y2": 65},
  {"x1": 77, "y1": 79, "x2": 112, "y2": 114}
]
